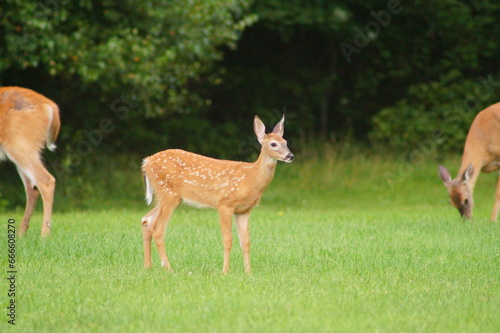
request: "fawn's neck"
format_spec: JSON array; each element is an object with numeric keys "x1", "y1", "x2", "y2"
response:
[{"x1": 249, "y1": 149, "x2": 278, "y2": 191}]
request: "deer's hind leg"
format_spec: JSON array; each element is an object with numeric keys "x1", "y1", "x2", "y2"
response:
[
  {"x1": 8, "y1": 147, "x2": 55, "y2": 237},
  {"x1": 17, "y1": 170, "x2": 40, "y2": 237},
  {"x1": 142, "y1": 198, "x2": 180, "y2": 270},
  {"x1": 31, "y1": 161, "x2": 55, "y2": 237},
  {"x1": 142, "y1": 206, "x2": 159, "y2": 269}
]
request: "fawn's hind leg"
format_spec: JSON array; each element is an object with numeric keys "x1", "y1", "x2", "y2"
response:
[
  {"x1": 141, "y1": 206, "x2": 160, "y2": 268},
  {"x1": 142, "y1": 199, "x2": 179, "y2": 270}
]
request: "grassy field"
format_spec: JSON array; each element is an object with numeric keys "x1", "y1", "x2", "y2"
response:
[{"x1": 1, "y1": 151, "x2": 499, "y2": 332}]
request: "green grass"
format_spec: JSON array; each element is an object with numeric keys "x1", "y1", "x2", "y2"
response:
[{"x1": 0, "y1": 152, "x2": 499, "y2": 332}]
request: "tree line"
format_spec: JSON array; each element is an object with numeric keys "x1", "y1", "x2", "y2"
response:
[{"x1": 1, "y1": 0, "x2": 499, "y2": 160}]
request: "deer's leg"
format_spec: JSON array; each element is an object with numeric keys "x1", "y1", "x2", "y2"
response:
[
  {"x1": 218, "y1": 207, "x2": 234, "y2": 274},
  {"x1": 151, "y1": 199, "x2": 179, "y2": 271},
  {"x1": 141, "y1": 206, "x2": 159, "y2": 269},
  {"x1": 17, "y1": 170, "x2": 40, "y2": 237},
  {"x1": 31, "y1": 162, "x2": 56, "y2": 238},
  {"x1": 8, "y1": 149, "x2": 55, "y2": 237},
  {"x1": 235, "y1": 212, "x2": 251, "y2": 274},
  {"x1": 491, "y1": 171, "x2": 500, "y2": 222}
]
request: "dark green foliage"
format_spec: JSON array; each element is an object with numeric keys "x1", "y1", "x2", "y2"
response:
[
  {"x1": 1, "y1": 0, "x2": 255, "y2": 114},
  {"x1": 1, "y1": 0, "x2": 500, "y2": 211},
  {"x1": 0, "y1": 0, "x2": 257, "y2": 164},
  {"x1": 371, "y1": 71, "x2": 500, "y2": 152},
  {"x1": 209, "y1": 0, "x2": 500, "y2": 146},
  {"x1": 1, "y1": 0, "x2": 499, "y2": 153}
]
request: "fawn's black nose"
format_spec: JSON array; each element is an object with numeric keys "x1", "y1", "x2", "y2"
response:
[{"x1": 285, "y1": 153, "x2": 295, "y2": 162}]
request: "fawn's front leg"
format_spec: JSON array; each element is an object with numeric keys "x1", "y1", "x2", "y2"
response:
[
  {"x1": 218, "y1": 206, "x2": 234, "y2": 274},
  {"x1": 236, "y1": 212, "x2": 251, "y2": 274}
]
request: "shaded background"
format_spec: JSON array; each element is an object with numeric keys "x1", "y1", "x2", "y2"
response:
[{"x1": 1, "y1": 0, "x2": 499, "y2": 209}]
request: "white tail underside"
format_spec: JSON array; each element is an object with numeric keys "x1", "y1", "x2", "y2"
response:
[
  {"x1": 144, "y1": 172, "x2": 154, "y2": 205},
  {"x1": 45, "y1": 105, "x2": 57, "y2": 152}
]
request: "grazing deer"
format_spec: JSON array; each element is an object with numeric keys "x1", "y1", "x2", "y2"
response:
[
  {"x1": 141, "y1": 115, "x2": 294, "y2": 274},
  {"x1": 439, "y1": 102, "x2": 500, "y2": 221},
  {"x1": 0, "y1": 87, "x2": 60, "y2": 237}
]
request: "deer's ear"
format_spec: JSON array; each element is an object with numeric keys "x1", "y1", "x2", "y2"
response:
[
  {"x1": 462, "y1": 164, "x2": 474, "y2": 183},
  {"x1": 438, "y1": 165, "x2": 452, "y2": 186},
  {"x1": 254, "y1": 116, "x2": 266, "y2": 144},
  {"x1": 272, "y1": 115, "x2": 285, "y2": 137}
]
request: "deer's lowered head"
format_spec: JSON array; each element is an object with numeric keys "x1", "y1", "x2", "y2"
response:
[{"x1": 439, "y1": 164, "x2": 474, "y2": 219}]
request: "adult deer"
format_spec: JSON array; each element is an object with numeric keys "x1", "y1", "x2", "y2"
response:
[
  {"x1": 0, "y1": 87, "x2": 60, "y2": 237},
  {"x1": 439, "y1": 102, "x2": 500, "y2": 221},
  {"x1": 141, "y1": 115, "x2": 294, "y2": 274}
]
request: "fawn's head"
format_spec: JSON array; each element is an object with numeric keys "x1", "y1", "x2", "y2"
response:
[
  {"x1": 439, "y1": 164, "x2": 474, "y2": 219},
  {"x1": 254, "y1": 115, "x2": 294, "y2": 163}
]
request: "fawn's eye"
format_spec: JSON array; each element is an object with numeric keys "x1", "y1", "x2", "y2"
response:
[{"x1": 270, "y1": 142, "x2": 278, "y2": 148}]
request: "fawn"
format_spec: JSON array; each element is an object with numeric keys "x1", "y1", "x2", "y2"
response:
[{"x1": 141, "y1": 115, "x2": 294, "y2": 273}]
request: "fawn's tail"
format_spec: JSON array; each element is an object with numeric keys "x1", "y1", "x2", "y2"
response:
[{"x1": 142, "y1": 159, "x2": 154, "y2": 205}]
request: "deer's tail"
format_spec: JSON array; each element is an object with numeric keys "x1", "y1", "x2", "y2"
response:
[
  {"x1": 46, "y1": 103, "x2": 60, "y2": 152},
  {"x1": 142, "y1": 159, "x2": 154, "y2": 205}
]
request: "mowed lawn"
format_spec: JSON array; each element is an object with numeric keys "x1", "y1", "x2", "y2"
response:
[{"x1": 1, "y1": 154, "x2": 499, "y2": 332}]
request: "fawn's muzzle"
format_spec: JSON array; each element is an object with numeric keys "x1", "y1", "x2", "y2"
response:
[{"x1": 285, "y1": 153, "x2": 295, "y2": 162}]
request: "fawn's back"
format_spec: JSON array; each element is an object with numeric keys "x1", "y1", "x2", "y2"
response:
[{"x1": 143, "y1": 149, "x2": 273, "y2": 213}]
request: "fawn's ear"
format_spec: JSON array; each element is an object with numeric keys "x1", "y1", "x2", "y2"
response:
[
  {"x1": 272, "y1": 115, "x2": 285, "y2": 137},
  {"x1": 254, "y1": 116, "x2": 266, "y2": 144},
  {"x1": 438, "y1": 165, "x2": 452, "y2": 186}
]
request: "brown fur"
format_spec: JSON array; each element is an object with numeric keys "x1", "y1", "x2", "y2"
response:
[
  {"x1": 439, "y1": 102, "x2": 500, "y2": 220},
  {"x1": 141, "y1": 115, "x2": 294, "y2": 274},
  {"x1": 0, "y1": 87, "x2": 60, "y2": 236}
]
